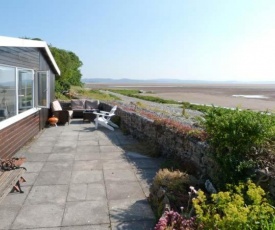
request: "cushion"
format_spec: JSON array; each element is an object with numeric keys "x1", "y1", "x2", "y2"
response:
[
  {"x1": 52, "y1": 100, "x2": 62, "y2": 111},
  {"x1": 71, "y1": 99, "x2": 86, "y2": 110},
  {"x1": 85, "y1": 100, "x2": 99, "y2": 110},
  {"x1": 68, "y1": 110, "x2": 73, "y2": 117}
]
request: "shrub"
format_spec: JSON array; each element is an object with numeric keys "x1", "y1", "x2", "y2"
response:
[
  {"x1": 193, "y1": 180, "x2": 275, "y2": 229},
  {"x1": 150, "y1": 169, "x2": 198, "y2": 217},
  {"x1": 55, "y1": 80, "x2": 70, "y2": 95},
  {"x1": 202, "y1": 107, "x2": 275, "y2": 185},
  {"x1": 152, "y1": 169, "x2": 197, "y2": 192}
]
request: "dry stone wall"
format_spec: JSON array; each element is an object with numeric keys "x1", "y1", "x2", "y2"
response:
[
  {"x1": 100, "y1": 103, "x2": 217, "y2": 182},
  {"x1": 101, "y1": 102, "x2": 275, "y2": 197}
]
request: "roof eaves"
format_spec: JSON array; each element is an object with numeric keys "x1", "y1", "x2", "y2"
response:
[{"x1": 0, "y1": 36, "x2": 61, "y2": 75}]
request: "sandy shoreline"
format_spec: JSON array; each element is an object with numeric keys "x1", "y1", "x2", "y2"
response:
[{"x1": 86, "y1": 83, "x2": 275, "y2": 111}]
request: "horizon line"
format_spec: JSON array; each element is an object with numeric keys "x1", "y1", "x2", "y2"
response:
[{"x1": 82, "y1": 77, "x2": 275, "y2": 83}]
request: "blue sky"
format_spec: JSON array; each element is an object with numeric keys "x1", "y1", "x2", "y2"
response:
[{"x1": 1, "y1": 0, "x2": 275, "y2": 81}]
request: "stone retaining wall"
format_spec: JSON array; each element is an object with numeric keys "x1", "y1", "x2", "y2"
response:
[
  {"x1": 101, "y1": 103, "x2": 218, "y2": 182},
  {"x1": 101, "y1": 102, "x2": 275, "y2": 197}
]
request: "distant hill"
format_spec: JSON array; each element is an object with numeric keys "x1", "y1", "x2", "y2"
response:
[
  {"x1": 82, "y1": 78, "x2": 222, "y2": 84},
  {"x1": 82, "y1": 78, "x2": 275, "y2": 84}
]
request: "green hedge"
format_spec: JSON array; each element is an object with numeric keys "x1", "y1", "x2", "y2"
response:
[{"x1": 202, "y1": 107, "x2": 275, "y2": 186}]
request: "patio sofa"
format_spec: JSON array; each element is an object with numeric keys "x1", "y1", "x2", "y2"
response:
[
  {"x1": 71, "y1": 99, "x2": 100, "y2": 118},
  {"x1": 51, "y1": 99, "x2": 100, "y2": 125}
]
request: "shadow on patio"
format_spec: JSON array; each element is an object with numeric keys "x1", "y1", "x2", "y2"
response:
[{"x1": 0, "y1": 119, "x2": 163, "y2": 229}]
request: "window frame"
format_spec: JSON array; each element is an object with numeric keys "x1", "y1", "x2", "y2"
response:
[
  {"x1": 0, "y1": 64, "x2": 36, "y2": 119},
  {"x1": 17, "y1": 68, "x2": 34, "y2": 113},
  {"x1": 0, "y1": 64, "x2": 16, "y2": 120},
  {"x1": 36, "y1": 71, "x2": 50, "y2": 108}
]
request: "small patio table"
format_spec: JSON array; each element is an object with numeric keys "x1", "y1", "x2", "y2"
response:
[{"x1": 83, "y1": 109, "x2": 98, "y2": 123}]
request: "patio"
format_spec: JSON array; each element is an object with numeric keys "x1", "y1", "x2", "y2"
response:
[{"x1": 0, "y1": 119, "x2": 163, "y2": 229}]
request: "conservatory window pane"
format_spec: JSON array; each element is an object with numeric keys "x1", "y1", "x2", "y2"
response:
[
  {"x1": 0, "y1": 65, "x2": 16, "y2": 121},
  {"x1": 18, "y1": 69, "x2": 33, "y2": 113},
  {"x1": 37, "y1": 71, "x2": 48, "y2": 107}
]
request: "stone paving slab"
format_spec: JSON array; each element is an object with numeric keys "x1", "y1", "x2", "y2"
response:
[
  {"x1": 47, "y1": 153, "x2": 75, "y2": 162},
  {"x1": 62, "y1": 201, "x2": 109, "y2": 226},
  {"x1": 104, "y1": 169, "x2": 137, "y2": 182},
  {"x1": 34, "y1": 135, "x2": 57, "y2": 141},
  {"x1": 102, "y1": 159, "x2": 132, "y2": 170},
  {"x1": 99, "y1": 139, "x2": 117, "y2": 146},
  {"x1": 0, "y1": 187, "x2": 31, "y2": 206},
  {"x1": 134, "y1": 168, "x2": 159, "y2": 184},
  {"x1": 129, "y1": 158, "x2": 163, "y2": 169},
  {"x1": 52, "y1": 146, "x2": 77, "y2": 154},
  {"x1": 21, "y1": 153, "x2": 50, "y2": 162},
  {"x1": 0, "y1": 120, "x2": 162, "y2": 229},
  {"x1": 106, "y1": 182, "x2": 145, "y2": 201},
  {"x1": 100, "y1": 152, "x2": 125, "y2": 160},
  {"x1": 77, "y1": 145, "x2": 100, "y2": 153},
  {"x1": 109, "y1": 198, "x2": 155, "y2": 222},
  {"x1": 67, "y1": 184, "x2": 88, "y2": 202},
  {"x1": 21, "y1": 162, "x2": 45, "y2": 173},
  {"x1": 27, "y1": 146, "x2": 54, "y2": 154},
  {"x1": 42, "y1": 161, "x2": 74, "y2": 172},
  {"x1": 11, "y1": 204, "x2": 64, "y2": 229},
  {"x1": 75, "y1": 152, "x2": 101, "y2": 161},
  {"x1": 25, "y1": 185, "x2": 68, "y2": 205},
  {"x1": 77, "y1": 140, "x2": 99, "y2": 146},
  {"x1": 0, "y1": 205, "x2": 22, "y2": 229},
  {"x1": 67, "y1": 183, "x2": 106, "y2": 202},
  {"x1": 55, "y1": 141, "x2": 77, "y2": 148},
  {"x1": 61, "y1": 224, "x2": 110, "y2": 230},
  {"x1": 78, "y1": 135, "x2": 99, "y2": 141},
  {"x1": 35, "y1": 171, "x2": 71, "y2": 185},
  {"x1": 71, "y1": 170, "x2": 103, "y2": 184},
  {"x1": 22, "y1": 228, "x2": 60, "y2": 230},
  {"x1": 112, "y1": 220, "x2": 156, "y2": 230},
  {"x1": 73, "y1": 160, "x2": 102, "y2": 170},
  {"x1": 30, "y1": 140, "x2": 55, "y2": 147}
]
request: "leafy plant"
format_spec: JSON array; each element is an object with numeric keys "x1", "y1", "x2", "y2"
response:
[
  {"x1": 202, "y1": 107, "x2": 275, "y2": 185},
  {"x1": 192, "y1": 180, "x2": 275, "y2": 230},
  {"x1": 150, "y1": 169, "x2": 198, "y2": 217},
  {"x1": 50, "y1": 46, "x2": 83, "y2": 90}
]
